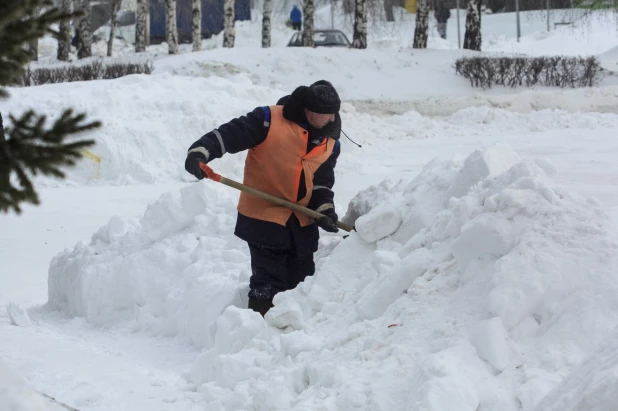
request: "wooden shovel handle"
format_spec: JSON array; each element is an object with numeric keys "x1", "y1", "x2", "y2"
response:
[{"x1": 199, "y1": 163, "x2": 354, "y2": 232}]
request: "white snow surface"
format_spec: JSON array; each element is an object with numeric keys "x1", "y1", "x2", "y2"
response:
[
  {"x1": 3, "y1": 6, "x2": 618, "y2": 411},
  {"x1": 44, "y1": 144, "x2": 618, "y2": 410},
  {"x1": 0, "y1": 361, "x2": 65, "y2": 411}
]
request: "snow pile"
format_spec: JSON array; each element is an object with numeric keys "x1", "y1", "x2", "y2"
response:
[
  {"x1": 47, "y1": 143, "x2": 618, "y2": 410},
  {"x1": 0, "y1": 361, "x2": 64, "y2": 411},
  {"x1": 46, "y1": 179, "x2": 251, "y2": 348},
  {"x1": 186, "y1": 144, "x2": 618, "y2": 410}
]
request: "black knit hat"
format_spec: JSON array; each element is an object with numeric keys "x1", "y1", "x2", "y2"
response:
[{"x1": 291, "y1": 80, "x2": 341, "y2": 114}]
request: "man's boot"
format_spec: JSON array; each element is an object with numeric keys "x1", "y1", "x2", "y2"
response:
[{"x1": 248, "y1": 298, "x2": 274, "y2": 317}]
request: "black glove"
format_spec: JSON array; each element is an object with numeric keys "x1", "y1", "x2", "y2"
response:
[
  {"x1": 316, "y1": 207, "x2": 339, "y2": 233},
  {"x1": 185, "y1": 151, "x2": 208, "y2": 180}
]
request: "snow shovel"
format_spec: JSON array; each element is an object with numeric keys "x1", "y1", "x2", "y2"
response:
[{"x1": 199, "y1": 163, "x2": 355, "y2": 233}]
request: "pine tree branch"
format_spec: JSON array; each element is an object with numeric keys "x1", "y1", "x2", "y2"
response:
[
  {"x1": 0, "y1": 0, "x2": 102, "y2": 214},
  {"x1": 0, "y1": 0, "x2": 83, "y2": 94},
  {"x1": 0, "y1": 112, "x2": 5, "y2": 143},
  {"x1": 0, "y1": 110, "x2": 100, "y2": 214}
]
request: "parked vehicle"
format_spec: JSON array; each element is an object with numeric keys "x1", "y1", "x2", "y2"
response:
[{"x1": 287, "y1": 29, "x2": 351, "y2": 48}]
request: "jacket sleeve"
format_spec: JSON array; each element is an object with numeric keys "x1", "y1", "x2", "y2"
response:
[
  {"x1": 187, "y1": 106, "x2": 271, "y2": 162},
  {"x1": 308, "y1": 139, "x2": 341, "y2": 212}
]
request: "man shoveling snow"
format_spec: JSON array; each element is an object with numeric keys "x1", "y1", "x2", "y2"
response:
[{"x1": 184, "y1": 80, "x2": 343, "y2": 316}]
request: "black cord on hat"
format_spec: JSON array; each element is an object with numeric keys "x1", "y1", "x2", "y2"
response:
[{"x1": 342, "y1": 129, "x2": 362, "y2": 148}]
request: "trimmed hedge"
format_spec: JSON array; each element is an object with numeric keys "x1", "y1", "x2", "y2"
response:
[
  {"x1": 21, "y1": 60, "x2": 154, "y2": 86},
  {"x1": 454, "y1": 56, "x2": 601, "y2": 89}
]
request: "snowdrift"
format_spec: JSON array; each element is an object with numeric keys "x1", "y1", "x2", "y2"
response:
[
  {"x1": 47, "y1": 143, "x2": 618, "y2": 410},
  {"x1": 3, "y1": 73, "x2": 284, "y2": 185},
  {"x1": 46, "y1": 178, "x2": 250, "y2": 349},
  {"x1": 5, "y1": 69, "x2": 618, "y2": 190}
]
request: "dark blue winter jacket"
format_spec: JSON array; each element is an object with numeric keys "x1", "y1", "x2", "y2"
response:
[
  {"x1": 186, "y1": 94, "x2": 341, "y2": 254},
  {"x1": 290, "y1": 6, "x2": 302, "y2": 23}
]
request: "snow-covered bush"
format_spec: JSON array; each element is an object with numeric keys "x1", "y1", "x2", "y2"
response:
[
  {"x1": 20, "y1": 60, "x2": 153, "y2": 86},
  {"x1": 455, "y1": 56, "x2": 602, "y2": 88}
]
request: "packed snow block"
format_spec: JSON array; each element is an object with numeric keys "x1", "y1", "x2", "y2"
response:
[
  {"x1": 106, "y1": 216, "x2": 128, "y2": 242},
  {"x1": 410, "y1": 376, "x2": 480, "y2": 411},
  {"x1": 533, "y1": 326, "x2": 618, "y2": 411},
  {"x1": 355, "y1": 248, "x2": 435, "y2": 320},
  {"x1": 468, "y1": 317, "x2": 511, "y2": 371},
  {"x1": 341, "y1": 179, "x2": 401, "y2": 227},
  {"x1": 266, "y1": 294, "x2": 305, "y2": 330},
  {"x1": 189, "y1": 306, "x2": 267, "y2": 386},
  {"x1": 279, "y1": 331, "x2": 325, "y2": 358},
  {"x1": 214, "y1": 306, "x2": 265, "y2": 355},
  {"x1": 409, "y1": 347, "x2": 482, "y2": 411},
  {"x1": 451, "y1": 213, "x2": 513, "y2": 270},
  {"x1": 6, "y1": 303, "x2": 32, "y2": 327},
  {"x1": 355, "y1": 203, "x2": 403, "y2": 243},
  {"x1": 188, "y1": 348, "x2": 218, "y2": 386},
  {"x1": 305, "y1": 234, "x2": 377, "y2": 310},
  {"x1": 446, "y1": 144, "x2": 521, "y2": 200}
]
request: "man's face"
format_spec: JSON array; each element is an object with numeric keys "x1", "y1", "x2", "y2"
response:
[{"x1": 304, "y1": 109, "x2": 335, "y2": 129}]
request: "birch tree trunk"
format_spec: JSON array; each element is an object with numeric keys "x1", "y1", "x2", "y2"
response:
[
  {"x1": 302, "y1": 0, "x2": 315, "y2": 47},
  {"x1": 344, "y1": 0, "x2": 354, "y2": 14},
  {"x1": 27, "y1": 6, "x2": 40, "y2": 61},
  {"x1": 192, "y1": 0, "x2": 202, "y2": 51},
  {"x1": 384, "y1": 0, "x2": 395, "y2": 21},
  {"x1": 135, "y1": 0, "x2": 147, "y2": 52},
  {"x1": 261, "y1": 0, "x2": 272, "y2": 47},
  {"x1": 412, "y1": 0, "x2": 429, "y2": 48},
  {"x1": 223, "y1": 0, "x2": 235, "y2": 48},
  {"x1": 165, "y1": 0, "x2": 179, "y2": 54},
  {"x1": 463, "y1": 0, "x2": 482, "y2": 51},
  {"x1": 77, "y1": 0, "x2": 92, "y2": 59},
  {"x1": 29, "y1": 39, "x2": 39, "y2": 61},
  {"x1": 107, "y1": 0, "x2": 121, "y2": 57},
  {"x1": 352, "y1": 0, "x2": 367, "y2": 49},
  {"x1": 57, "y1": 0, "x2": 72, "y2": 61}
]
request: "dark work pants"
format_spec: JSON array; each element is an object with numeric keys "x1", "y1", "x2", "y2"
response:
[
  {"x1": 247, "y1": 244, "x2": 315, "y2": 300},
  {"x1": 292, "y1": 22, "x2": 302, "y2": 31}
]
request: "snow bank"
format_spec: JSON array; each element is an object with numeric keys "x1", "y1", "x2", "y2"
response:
[
  {"x1": 47, "y1": 179, "x2": 250, "y2": 348},
  {"x1": 3, "y1": 74, "x2": 284, "y2": 185},
  {"x1": 47, "y1": 143, "x2": 618, "y2": 410},
  {"x1": 5, "y1": 71, "x2": 618, "y2": 189},
  {"x1": 181, "y1": 144, "x2": 617, "y2": 411},
  {"x1": 0, "y1": 361, "x2": 64, "y2": 411}
]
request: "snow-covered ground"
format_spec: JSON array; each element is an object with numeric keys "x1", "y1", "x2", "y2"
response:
[{"x1": 3, "y1": 5, "x2": 618, "y2": 411}]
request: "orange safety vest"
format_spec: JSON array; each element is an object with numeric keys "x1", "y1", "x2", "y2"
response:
[{"x1": 237, "y1": 105, "x2": 335, "y2": 227}]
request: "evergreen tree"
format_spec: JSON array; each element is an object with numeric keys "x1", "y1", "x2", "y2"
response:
[{"x1": 0, "y1": 0, "x2": 101, "y2": 214}]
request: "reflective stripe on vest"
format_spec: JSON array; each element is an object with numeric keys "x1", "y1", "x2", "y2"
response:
[{"x1": 237, "y1": 105, "x2": 335, "y2": 227}]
